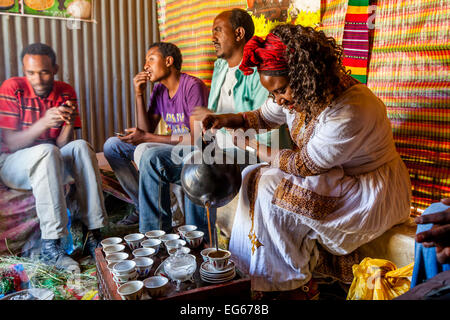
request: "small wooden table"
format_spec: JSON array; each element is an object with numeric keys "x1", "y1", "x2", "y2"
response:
[{"x1": 95, "y1": 245, "x2": 251, "y2": 300}]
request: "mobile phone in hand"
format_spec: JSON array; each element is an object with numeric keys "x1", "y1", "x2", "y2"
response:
[{"x1": 114, "y1": 132, "x2": 126, "y2": 137}]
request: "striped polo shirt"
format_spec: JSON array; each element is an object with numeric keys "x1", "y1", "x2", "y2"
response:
[{"x1": 0, "y1": 77, "x2": 81, "y2": 153}]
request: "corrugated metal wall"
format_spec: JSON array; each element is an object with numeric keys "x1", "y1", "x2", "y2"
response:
[{"x1": 0, "y1": 0, "x2": 160, "y2": 151}]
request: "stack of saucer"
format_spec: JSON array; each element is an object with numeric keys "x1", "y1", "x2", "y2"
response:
[{"x1": 200, "y1": 260, "x2": 236, "y2": 284}]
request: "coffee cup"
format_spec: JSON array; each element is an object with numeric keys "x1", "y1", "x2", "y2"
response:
[{"x1": 207, "y1": 249, "x2": 231, "y2": 271}]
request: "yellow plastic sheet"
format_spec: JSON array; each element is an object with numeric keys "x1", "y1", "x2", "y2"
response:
[
  {"x1": 81, "y1": 290, "x2": 98, "y2": 300},
  {"x1": 347, "y1": 257, "x2": 414, "y2": 300}
]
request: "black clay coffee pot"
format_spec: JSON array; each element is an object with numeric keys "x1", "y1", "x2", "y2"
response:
[{"x1": 180, "y1": 134, "x2": 242, "y2": 208}]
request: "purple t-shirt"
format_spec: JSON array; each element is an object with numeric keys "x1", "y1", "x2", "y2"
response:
[{"x1": 148, "y1": 73, "x2": 209, "y2": 134}]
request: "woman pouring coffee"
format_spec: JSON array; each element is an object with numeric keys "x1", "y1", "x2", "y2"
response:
[{"x1": 201, "y1": 24, "x2": 412, "y2": 300}]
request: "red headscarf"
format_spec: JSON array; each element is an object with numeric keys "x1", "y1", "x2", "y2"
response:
[{"x1": 239, "y1": 33, "x2": 288, "y2": 76}]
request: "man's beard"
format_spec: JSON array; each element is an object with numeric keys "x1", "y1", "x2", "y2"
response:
[
  {"x1": 33, "y1": 82, "x2": 53, "y2": 98},
  {"x1": 35, "y1": 90, "x2": 51, "y2": 98},
  {"x1": 213, "y1": 42, "x2": 225, "y2": 59}
]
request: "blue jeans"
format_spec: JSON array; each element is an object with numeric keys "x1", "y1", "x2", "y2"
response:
[
  {"x1": 0, "y1": 140, "x2": 107, "y2": 239},
  {"x1": 411, "y1": 202, "x2": 450, "y2": 288},
  {"x1": 103, "y1": 137, "x2": 139, "y2": 208},
  {"x1": 138, "y1": 144, "x2": 217, "y2": 243}
]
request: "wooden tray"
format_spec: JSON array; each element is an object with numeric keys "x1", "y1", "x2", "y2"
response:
[{"x1": 95, "y1": 244, "x2": 251, "y2": 300}]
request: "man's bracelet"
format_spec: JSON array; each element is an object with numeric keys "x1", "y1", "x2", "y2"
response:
[{"x1": 241, "y1": 113, "x2": 248, "y2": 127}]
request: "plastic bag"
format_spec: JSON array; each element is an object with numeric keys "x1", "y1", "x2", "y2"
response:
[
  {"x1": 61, "y1": 208, "x2": 74, "y2": 255},
  {"x1": 0, "y1": 264, "x2": 30, "y2": 298},
  {"x1": 347, "y1": 257, "x2": 414, "y2": 300}
]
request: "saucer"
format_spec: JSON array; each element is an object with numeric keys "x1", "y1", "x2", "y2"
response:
[
  {"x1": 200, "y1": 260, "x2": 235, "y2": 274},
  {"x1": 201, "y1": 277, "x2": 235, "y2": 284},
  {"x1": 201, "y1": 270, "x2": 236, "y2": 284},
  {"x1": 200, "y1": 272, "x2": 235, "y2": 282},
  {"x1": 200, "y1": 268, "x2": 235, "y2": 279}
]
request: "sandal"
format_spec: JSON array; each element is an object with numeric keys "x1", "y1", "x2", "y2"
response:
[{"x1": 116, "y1": 210, "x2": 139, "y2": 225}]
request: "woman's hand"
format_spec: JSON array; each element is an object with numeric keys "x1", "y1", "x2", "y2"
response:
[
  {"x1": 201, "y1": 113, "x2": 245, "y2": 134},
  {"x1": 202, "y1": 114, "x2": 224, "y2": 133}
]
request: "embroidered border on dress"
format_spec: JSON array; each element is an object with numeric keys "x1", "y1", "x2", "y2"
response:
[
  {"x1": 247, "y1": 165, "x2": 268, "y2": 255},
  {"x1": 276, "y1": 116, "x2": 327, "y2": 176},
  {"x1": 299, "y1": 146, "x2": 327, "y2": 176},
  {"x1": 301, "y1": 117, "x2": 317, "y2": 145},
  {"x1": 300, "y1": 118, "x2": 328, "y2": 175},
  {"x1": 314, "y1": 245, "x2": 362, "y2": 284},
  {"x1": 272, "y1": 149, "x2": 290, "y2": 172},
  {"x1": 290, "y1": 112, "x2": 306, "y2": 144},
  {"x1": 242, "y1": 109, "x2": 280, "y2": 131},
  {"x1": 272, "y1": 178, "x2": 340, "y2": 220},
  {"x1": 273, "y1": 142, "x2": 326, "y2": 177}
]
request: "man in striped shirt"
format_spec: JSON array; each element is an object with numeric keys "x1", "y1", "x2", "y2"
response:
[{"x1": 0, "y1": 43, "x2": 107, "y2": 272}]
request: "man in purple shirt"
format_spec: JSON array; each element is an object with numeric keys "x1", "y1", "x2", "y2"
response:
[{"x1": 103, "y1": 42, "x2": 208, "y2": 225}]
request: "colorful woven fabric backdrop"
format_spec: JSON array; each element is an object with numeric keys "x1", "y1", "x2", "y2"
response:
[
  {"x1": 319, "y1": 0, "x2": 348, "y2": 44},
  {"x1": 341, "y1": 0, "x2": 370, "y2": 84},
  {"x1": 367, "y1": 0, "x2": 450, "y2": 211},
  {"x1": 156, "y1": 0, "x2": 247, "y2": 87},
  {"x1": 319, "y1": 0, "x2": 371, "y2": 83}
]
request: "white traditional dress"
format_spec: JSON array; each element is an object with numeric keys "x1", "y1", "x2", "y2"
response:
[{"x1": 229, "y1": 84, "x2": 412, "y2": 291}]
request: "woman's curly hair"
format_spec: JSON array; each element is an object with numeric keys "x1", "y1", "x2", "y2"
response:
[{"x1": 270, "y1": 24, "x2": 349, "y2": 121}]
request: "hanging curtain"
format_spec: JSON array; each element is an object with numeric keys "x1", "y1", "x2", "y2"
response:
[
  {"x1": 367, "y1": 0, "x2": 450, "y2": 212},
  {"x1": 341, "y1": 0, "x2": 370, "y2": 84}
]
